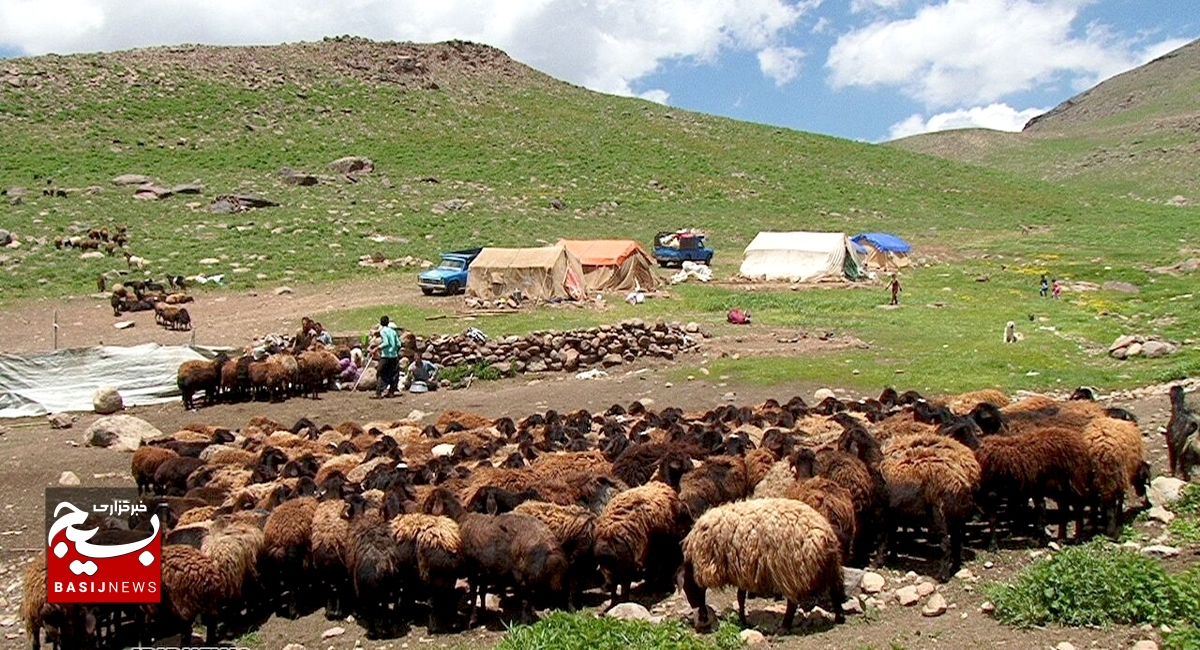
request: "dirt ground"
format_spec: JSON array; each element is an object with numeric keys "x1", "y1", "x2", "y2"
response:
[{"x1": 0, "y1": 285, "x2": 1189, "y2": 650}]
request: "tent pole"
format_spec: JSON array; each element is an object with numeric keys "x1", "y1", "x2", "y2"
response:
[{"x1": 53, "y1": 310, "x2": 58, "y2": 350}]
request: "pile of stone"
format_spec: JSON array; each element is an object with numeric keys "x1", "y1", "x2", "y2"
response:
[
  {"x1": 415, "y1": 319, "x2": 703, "y2": 374},
  {"x1": 1109, "y1": 334, "x2": 1181, "y2": 360}
]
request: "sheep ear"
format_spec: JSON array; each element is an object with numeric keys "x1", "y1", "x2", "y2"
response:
[{"x1": 486, "y1": 493, "x2": 499, "y2": 516}]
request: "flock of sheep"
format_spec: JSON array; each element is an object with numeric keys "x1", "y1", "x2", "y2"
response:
[{"x1": 21, "y1": 385, "x2": 1163, "y2": 648}]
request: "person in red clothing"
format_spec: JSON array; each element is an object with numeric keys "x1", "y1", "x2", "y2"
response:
[{"x1": 888, "y1": 274, "x2": 902, "y2": 305}]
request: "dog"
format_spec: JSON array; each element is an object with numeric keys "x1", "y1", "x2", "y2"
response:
[{"x1": 1003, "y1": 320, "x2": 1018, "y2": 343}]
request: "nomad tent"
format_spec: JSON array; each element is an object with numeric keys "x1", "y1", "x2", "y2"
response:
[
  {"x1": 466, "y1": 245, "x2": 588, "y2": 301},
  {"x1": 739, "y1": 231, "x2": 864, "y2": 282},
  {"x1": 557, "y1": 239, "x2": 660, "y2": 293},
  {"x1": 851, "y1": 233, "x2": 912, "y2": 271}
]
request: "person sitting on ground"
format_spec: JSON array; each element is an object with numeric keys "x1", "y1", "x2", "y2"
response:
[{"x1": 403, "y1": 351, "x2": 439, "y2": 392}]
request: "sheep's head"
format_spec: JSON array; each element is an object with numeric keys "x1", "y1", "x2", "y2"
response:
[
  {"x1": 968, "y1": 402, "x2": 1005, "y2": 435},
  {"x1": 656, "y1": 451, "x2": 694, "y2": 491},
  {"x1": 422, "y1": 487, "x2": 464, "y2": 521},
  {"x1": 939, "y1": 419, "x2": 982, "y2": 451}
]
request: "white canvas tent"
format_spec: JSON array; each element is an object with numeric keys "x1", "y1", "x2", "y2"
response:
[
  {"x1": 0, "y1": 343, "x2": 226, "y2": 418},
  {"x1": 739, "y1": 231, "x2": 864, "y2": 282},
  {"x1": 466, "y1": 245, "x2": 588, "y2": 301}
]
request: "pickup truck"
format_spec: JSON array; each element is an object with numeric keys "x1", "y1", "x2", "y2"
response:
[
  {"x1": 652, "y1": 231, "x2": 713, "y2": 267},
  {"x1": 418, "y1": 247, "x2": 482, "y2": 295}
]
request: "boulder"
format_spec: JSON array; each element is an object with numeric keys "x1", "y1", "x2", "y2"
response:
[
  {"x1": 1102, "y1": 281, "x2": 1140, "y2": 294},
  {"x1": 1149, "y1": 477, "x2": 1187, "y2": 507},
  {"x1": 738, "y1": 629, "x2": 766, "y2": 645},
  {"x1": 84, "y1": 415, "x2": 163, "y2": 452},
  {"x1": 0, "y1": 229, "x2": 10, "y2": 246},
  {"x1": 842, "y1": 567, "x2": 864, "y2": 593},
  {"x1": 47, "y1": 413, "x2": 76, "y2": 429},
  {"x1": 601, "y1": 353, "x2": 624, "y2": 367},
  {"x1": 1126, "y1": 342, "x2": 1143, "y2": 358},
  {"x1": 329, "y1": 156, "x2": 374, "y2": 175},
  {"x1": 93, "y1": 386, "x2": 124, "y2": 414},
  {"x1": 814, "y1": 388, "x2": 836, "y2": 402},
  {"x1": 860, "y1": 571, "x2": 886, "y2": 594},
  {"x1": 279, "y1": 168, "x2": 318, "y2": 186},
  {"x1": 1141, "y1": 340, "x2": 1176, "y2": 358},
  {"x1": 356, "y1": 366, "x2": 378, "y2": 391},
  {"x1": 604, "y1": 602, "x2": 652, "y2": 622},
  {"x1": 1110, "y1": 334, "x2": 1139, "y2": 352},
  {"x1": 921, "y1": 593, "x2": 948, "y2": 617},
  {"x1": 895, "y1": 585, "x2": 920, "y2": 606}
]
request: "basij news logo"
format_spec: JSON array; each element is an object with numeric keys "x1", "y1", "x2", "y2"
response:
[{"x1": 45, "y1": 488, "x2": 161, "y2": 603}]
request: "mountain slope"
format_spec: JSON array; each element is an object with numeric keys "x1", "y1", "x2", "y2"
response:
[
  {"x1": 890, "y1": 37, "x2": 1200, "y2": 202},
  {"x1": 0, "y1": 37, "x2": 1188, "y2": 303}
]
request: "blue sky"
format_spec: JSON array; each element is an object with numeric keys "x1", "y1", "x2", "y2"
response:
[{"x1": 0, "y1": 0, "x2": 1194, "y2": 142}]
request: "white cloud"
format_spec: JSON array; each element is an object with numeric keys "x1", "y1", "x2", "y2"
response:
[
  {"x1": 850, "y1": 0, "x2": 906, "y2": 14},
  {"x1": 827, "y1": 0, "x2": 1190, "y2": 107},
  {"x1": 0, "y1": 0, "x2": 810, "y2": 99},
  {"x1": 885, "y1": 102, "x2": 1049, "y2": 140},
  {"x1": 757, "y1": 46, "x2": 805, "y2": 86},
  {"x1": 639, "y1": 89, "x2": 671, "y2": 104}
]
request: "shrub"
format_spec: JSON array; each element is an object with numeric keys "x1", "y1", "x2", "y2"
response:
[
  {"x1": 985, "y1": 541, "x2": 1200, "y2": 628},
  {"x1": 1164, "y1": 625, "x2": 1200, "y2": 650},
  {"x1": 496, "y1": 611, "x2": 742, "y2": 650},
  {"x1": 439, "y1": 361, "x2": 506, "y2": 386}
]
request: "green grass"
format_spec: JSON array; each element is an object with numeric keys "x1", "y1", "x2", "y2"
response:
[
  {"x1": 1165, "y1": 625, "x2": 1200, "y2": 650},
  {"x1": 495, "y1": 611, "x2": 742, "y2": 650},
  {"x1": 985, "y1": 541, "x2": 1200, "y2": 628},
  {"x1": 1, "y1": 39, "x2": 1198, "y2": 394},
  {"x1": 1168, "y1": 484, "x2": 1200, "y2": 545}
]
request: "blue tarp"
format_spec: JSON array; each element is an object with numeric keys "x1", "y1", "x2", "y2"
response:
[{"x1": 851, "y1": 233, "x2": 911, "y2": 253}]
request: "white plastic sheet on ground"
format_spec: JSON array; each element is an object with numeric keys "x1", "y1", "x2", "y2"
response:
[
  {"x1": 0, "y1": 344, "x2": 227, "y2": 418},
  {"x1": 669, "y1": 261, "x2": 713, "y2": 284}
]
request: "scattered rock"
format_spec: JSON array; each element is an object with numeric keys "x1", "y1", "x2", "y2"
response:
[
  {"x1": 814, "y1": 388, "x2": 835, "y2": 402},
  {"x1": 1140, "y1": 544, "x2": 1180, "y2": 558},
  {"x1": 842, "y1": 598, "x2": 864, "y2": 615},
  {"x1": 279, "y1": 167, "x2": 319, "y2": 186},
  {"x1": 954, "y1": 568, "x2": 976, "y2": 581},
  {"x1": 170, "y1": 183, "x2": 204, "y2": 195},
  {"x1": 860, "y1": 571, "x2": 886, "y2": 594},
  {"x1": 328, "y1": 156, "x2": 374, "y2": 175},
  {"x1": 281, "y1": 644, "x2": 306, "y2": 650},
  {"x1": 58, "y1": 471, "x2": 80, "y2": 486},
  {"x1": 1149, "y1": 477, "x2": 1187, "y2": 507},
  {"x1": 738, "y1": 629, "x2": 767, "y2": 645},
  {"x1": 133, "y1": 184, "x2": 173, "y2": 200},
  {"x1": 84, "y1": 415, "x2": 164, "y2": 452},
  {"x1": 1142, "y1": 340, "x2": 1175, "y2": 358},
  {"x1": 114, "y1": 321, "x2": 135, "y2": 330},
  {"x1": 895, "y1": 585, "x2": 920, "y2": 606},
  {"x1": 112, "y1": 174, "x2": 156, "y2": 186},
  {"x1": 1056, "y1": 643, "x2": 1077, "y2": 650},
  {"x1": 47, "y1": 413, "x2": 76, "y2": 429},
  {"x1": 1147, "y1": 506, "x2": 1175, "y2": 524},
  {"x1": 1132, "y1": 641, "x2": 1159, "y2": 650},
  {"x1": 916, "y1": 581, "x2": 936, "y2": 597},
  {"x1": 321, "y1": 626, "x2": 345, "y2": 640},
  {"x1": 605, "y1": 602, "x2": 652, "y2": 622},
  {"x1": 93, "y1": 386, "x2": 124, "y2": 415},
  {"x1": 842, "y1": 567, "x2": 864, "y2": 593},
  {"x1": 0, "y1": 230, "x2": 10, "y2": 246},
  {"x1": 274, "y1": 286, "x2": 295, "y2": 296},
  {"x1": 921, "y1": 593, "x2": 948, "y2": 617},
  {"x1": 1103, "y1": 281, "x2": 1140, "y2": 293},
  {"x1": 980, "y1": 601, "x2": 995, "y2": 614}
]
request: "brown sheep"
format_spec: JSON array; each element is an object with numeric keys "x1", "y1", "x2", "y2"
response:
[
  {"x1": 388, "y1": 512, "x2": 463, "y2": 632},
  {"x1": 21, "y1": 553, "x2": 95, "y2": 650},
  {"x1": 879, "y1": 433, "x2": 980, "y2": 581},
  {"x1": 592, "y1": 480, "x2": 689, "y2": 607},
  {"x1": 132, "y1": 445, "x2": 178, "y2": 495},
  {"x1": 1081, "y1": 417, "x2": 1148, "y2": 539},
  {"x1": 514, "y1": 500, "x2": 598, "y2": 610},
  {"x1": 160, "y1": 545, "x2": 226, "y2": 645},
  {"x1": 680, "y1": 498, "x2": 844, "y2": 633},
  {"x1": 784, "y1": 449, "x2": 857, "y2": 560},
  {"x1": 261, "y1": 496, "x2": 318, "y2": 618},
  {"x1": 177, "y1": 352, "x2": 229, "y2": 410}
]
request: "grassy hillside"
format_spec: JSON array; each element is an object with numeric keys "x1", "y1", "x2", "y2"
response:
[
  {"x1": 891, "y1": 38, "x2": 1200, "y2": 202},
  {"x1": 0, "y1": 37, "x2": 1196, "y2": 392}
]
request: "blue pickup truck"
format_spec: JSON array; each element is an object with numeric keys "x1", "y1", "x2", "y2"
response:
[
  {"x1": 652, "y1": 231, "x2": 713, "y2": 267},
  {"x1": 418, "y1": 247, "x2": 482, "y2": 295}
]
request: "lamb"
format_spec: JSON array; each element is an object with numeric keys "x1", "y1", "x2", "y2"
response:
[
  {"x1": 153, "y1": 456, "x2": 206, "y2": 496},
  {"x1": 423, "y1": 487, "x2": 567, "y2": 626},
  {"x1": 680, "y1": 498, "x2": 844, "y2": 633},
  {"x1": 592, "y1": 480, "x2": 690, "y2": 607},
  {"x1": 177, "y1": 352, "x2": 229, "y2": 409},
  {"x1": 1166, "y1": 385, "x2": 1200, "y2": 479},
  {"x1": 878, "y1": 432, "x2": 981, "y2": 581}
]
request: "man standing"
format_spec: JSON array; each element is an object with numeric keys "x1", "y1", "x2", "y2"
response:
[{"x1": 372, "y1": 315, "x2": 400, "y2": 398}]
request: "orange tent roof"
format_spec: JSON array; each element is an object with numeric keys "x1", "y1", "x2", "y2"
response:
[{"x1": 557, "y1": 239, "x2": 649, "y2": 266}]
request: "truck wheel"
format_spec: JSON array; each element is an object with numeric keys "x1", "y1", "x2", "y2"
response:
[
  {"x1": 421, "y1": 288, "x2": 434, "y2": 296},
  {"x1": 658, "y1": 260, "x2": 670, "y2": 268},
  {"x1": 447, "y1": 281, "x2": 461, "y2": 294}
]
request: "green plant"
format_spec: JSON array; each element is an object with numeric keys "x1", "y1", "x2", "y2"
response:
[
  {"x1": 496, "y1": 611, "x2": 742, "y2": 650},
  {"x1": 985, "y1": 541, "x2": 1200, "y2": 628},
  {"x1": 1168, "y1": 517, "x2": 1200, "y2": 545},
  {"x1": 439, "y1": 360, "x2": 506, "y2": 385},
  {"x1": 1164, "y1": 625, "x2": 1200, "y2": 650},
  {"x1": 1173, "y1": 484, "x2": 1200, "y2": 515},
  {"x1": 235, "y1": 631, "x2": 262, "y2": 648}
]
